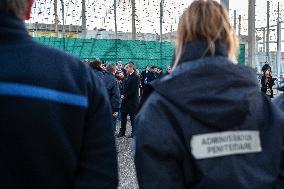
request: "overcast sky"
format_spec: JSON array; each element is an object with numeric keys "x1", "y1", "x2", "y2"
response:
[{"x1": 28, "y1": 0, "x2": 284, "y2": 34}]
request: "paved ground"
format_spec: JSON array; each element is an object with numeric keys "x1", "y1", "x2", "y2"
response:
[{"x1": 115, "y1": 121, "x2": 139, "y2": 189}]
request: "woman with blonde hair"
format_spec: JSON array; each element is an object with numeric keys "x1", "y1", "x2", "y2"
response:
[{"x1": 134, "y1": 0, "x2": 284, "y2": 188}]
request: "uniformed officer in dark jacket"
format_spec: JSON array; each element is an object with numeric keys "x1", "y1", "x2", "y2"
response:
[
  {"x1": 117, "y1": 61, "x2": 140, "y2": 138},
  {"x1": 274, "y1": 86, "x2": 284, "y2": 188},
  {"x1": 0, "y1": 1, "x2": 118, "y2": 188},
  {"x1": 134, "y1": 1, "x2": 284, "y2": 189},
  {"x1": 274, "y1": 85, "x2": 284, "y2": 112},
  {"x1": 103, "y1": 64, "x2": 121, "y2": 127}
]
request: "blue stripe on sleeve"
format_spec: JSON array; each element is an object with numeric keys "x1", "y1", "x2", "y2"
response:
[{"x1": 0, "y1": 82, "x2": 88, "y2": 108}]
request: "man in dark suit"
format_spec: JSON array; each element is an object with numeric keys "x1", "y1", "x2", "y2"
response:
[
  {"x1": 140, "y1": 65, "x2": 151, "y2": 96},
  {"x1": 148, "y1": 66, "x2": 158, "y2": 82},
  {"x1": 156, "y1": 67, "x2": 165, "y2": 79},
  {"x1": 117, "y1": 61, "x2": 140, "y2": 138},
  {"x1": 140, "y1": 65, "x2": 150, "y2": 87}
]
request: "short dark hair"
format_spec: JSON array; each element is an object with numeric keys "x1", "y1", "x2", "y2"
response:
[
  {"x1": 126, "y1": 61, "x2": 135, "y2": 68},
  {"x1": 89, "y1": 60, "x2": 102, "y2": 69},
  {"x1": 106, "y1": 64, "x2": 116, "y2": 73},
  {"x1": 262, "y1": 63, "x2": 271, "y2": 73},
  {"x1": 0, "y1": 0, "x2": 29, "y2": 19}
]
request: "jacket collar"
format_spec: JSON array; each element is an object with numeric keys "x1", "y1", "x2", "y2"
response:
[
  {"x1": 176, "y1": 40, "x2": 228, "y2": 64},
  {"x1": 0, "y1": 12, "x2": 32, "y2": 44}
]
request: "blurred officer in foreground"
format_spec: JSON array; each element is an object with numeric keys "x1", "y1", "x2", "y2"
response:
[
  {"x1": 0, "y1": 0, "x2": 118, "y2": 188},
  {"x1": 274, "y1": 85, "x2": 284, "y2": 188},
  {"x1": 274, "y1": 84, "x2": 284, "y2": 113},
  {"x1": 134, "y1": 0, "x2": 284, "y2": 188}
]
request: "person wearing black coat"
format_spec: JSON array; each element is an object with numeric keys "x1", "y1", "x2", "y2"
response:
[
  {"x1": 156, "y1": 67, "x2": 165, "y2": 79},
  {"x1": 103, "y1": 64, "x2": 121, "y2": 127},
  {"x1": 140, "y1": 65, "x2": 151, "y2": 88},
  {"x1": 89, "y1": 59, "x2": 105, "y2": 81},
  {"x1": 261, "y1": 68, "x2": 276, "y2": 98},
  {"x1": 148, "y1": 66, "x2": 157, "y2": 82},
  {"x1": 140, "y1": 65, "x2": 151, "y2": 97},
  {"x1": 0, "y1": 2, "x2": 118, "y2": 188},
  {"x1": 117, "y1": 62, "x2": 140, "y2": 138},
  {"x1": 134, "y1": 1, "x2": 284, "y2": 188}
]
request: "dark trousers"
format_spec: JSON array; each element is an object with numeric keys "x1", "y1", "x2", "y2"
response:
[
  {"x1": 120, "y1": 111, "x2": 136, "y2": 135},
  {"x1": 113, "y1": 116, "x2": 117, "y2": 131}
]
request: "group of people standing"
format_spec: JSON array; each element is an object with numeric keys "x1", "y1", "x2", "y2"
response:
[
  {"x1": 140, "y1": 65, "x2": 171, "y2": 91},
  {"x1": 85, "y1": 59, "x2": 172, "y2": 138}
]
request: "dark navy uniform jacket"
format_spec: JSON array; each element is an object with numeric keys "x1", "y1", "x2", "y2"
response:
[
  {"x1": 134, "y1": 40, "x2": 284, "y2": 189},
  {"x1": 0, "y1": 13, "x2": 118, "y2": 189},
  {"x1": 274, "y1": 93, "x2": 284, "y2": 188},
  {"x1": 103, "y1": 72, "x2": 121, "y2": 113},
  {"x1": 274, "y1": 81, "x2": 284, "y2": 111}
]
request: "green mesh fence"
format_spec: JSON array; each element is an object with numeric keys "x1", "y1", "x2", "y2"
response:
[
  {"x1": 34, "y1": 37, "x2": 174, "y2": 70},
  {"x1": 34, "y1": 37, "x2": 245, "y2": 69},
  {"x1": 238, "y1": 44, "x2": 246, "y2": 65}
]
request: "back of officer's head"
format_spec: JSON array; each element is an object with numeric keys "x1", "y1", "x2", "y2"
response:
[
  {"x1": 106, "y1": 64, "x2": 116, "y2": 74},
  {"x1": 0, "y1": 0, "x2": 33, "y2": 19},
  {"x1": 89, "y1": 60, "x2": 102, "y2": 69},
  {"x1": 173, "y1": 0, "x2": 238, "y2": 69}
]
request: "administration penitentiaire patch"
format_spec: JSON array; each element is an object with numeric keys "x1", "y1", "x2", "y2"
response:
[{"x1": 190, "y1": 131, "x2": 262, "y2": 159}]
